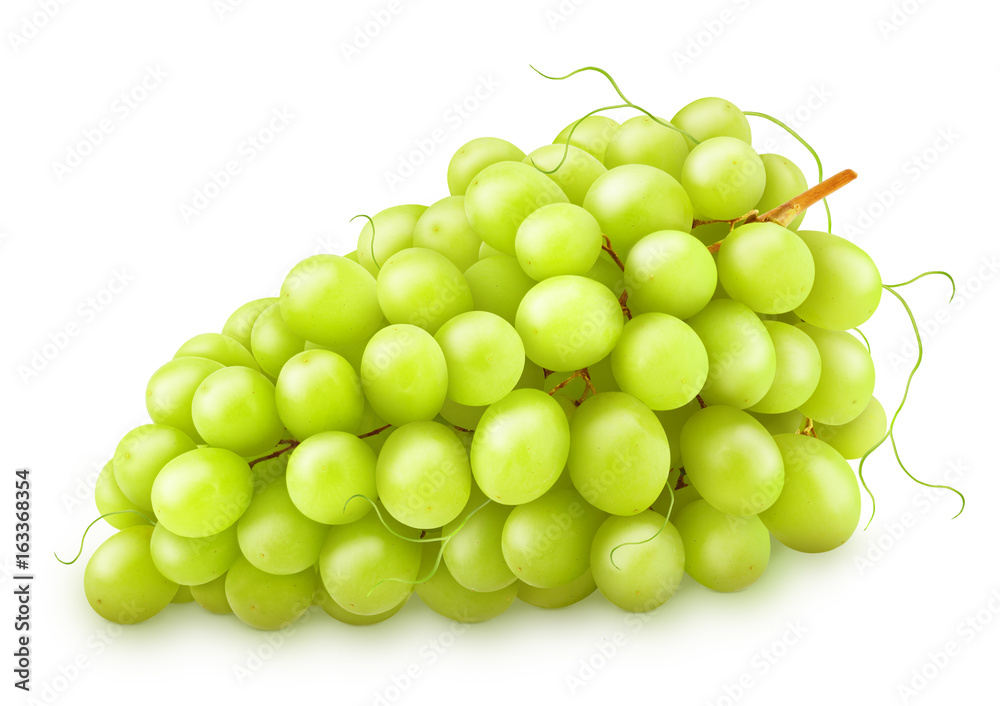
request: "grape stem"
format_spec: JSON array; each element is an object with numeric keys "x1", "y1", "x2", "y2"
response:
[
  {"x1": 695, "y1": 395, "x2": 707, "y2": 409},
  {"x1": 546, "y1": 368, "x2": 597, "y2": 405},
  {"x1": 796, "y1": 417, "x2": 818, "y2": 438},
  {"x1": 357, "y1": 424, "x2": 392, "y2": 439},
  {"x1": 749, "y1": 169, "x2": 857, "y2": 228},
  {"x1": 601, "y1": 234, "x2": 626, "y2": 271},
  {"x1": 674, "y1": 468, "x2": 688, "y2": 490},
  {"x1": 618, "y1": 289, "x2": 632, "y2": 320},
  {"x1": 248, "y1": 440, "x2": 299, "y2": 468}
]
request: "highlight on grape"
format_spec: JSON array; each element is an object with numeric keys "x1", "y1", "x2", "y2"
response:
[{"x1": 60, "y1": 66, "x2": 964, "y2": 632}]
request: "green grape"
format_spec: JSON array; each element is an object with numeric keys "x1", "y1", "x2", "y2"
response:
[
  {"x1": 356, "y1": 204, "x2": 428, "y2": 276},
  {"x1": 275, "y1": 349, "x2": 364, "y2": 441},
  {"x1": 285, "y1": 431, "x2": 377, "y2": 525},
  {"x1": 145, "y1": 356, "x2": 223, "y2": 443},
  {"x1": 749, "y1": 409, "x2": 805, "y2": 436},
  {"x1": 447, "y1": 137, "x2": 525, "y2": 196},
  {"x1": 624, "y1": 230, "x2": 717, "y2": 319},
  {"x1": 306, "y1": 325, "x2": 379, "y2": 374},
  {"x1": 479, "y1": 241, "x2": 506, "y2": 259},
  {"x1": 443, "y1": 494, "x2": 516, "y2": 592},
  {"x1": 680, "y1": 405, "x2": 784, "y2": 516},
  {"x1": 151, "y1": 447, "x2": 254, "y2": 537},
  {"x1": 748, "y1": 321, "x2": 822, "y2": 414},
  {"x1": 413, "y1": 195, "x2": 483, "y2": 272},
  {"x1": 515, "y1": 203, "x2": 603, "y2": 280},
  {"x1": 464, "y1": 255, "x2": 537, "y2": 325},
  {"x1": 464, "y1": 161, "x2": 569, "y2": 255},
  {"x1": 759, "y1": 310, "x2": 803, "y2": 325},
  {"x1": 415, "y1": 542, "x2": 517, "y2": 623},
  {"x1": 174, "y1": 332, "x2": 258, "y2": 370},
  {"x1": 171, "y1": 585, "x2": 194, "y2": 604},
  {"x1": 222, "y1": 297, "x2": 277, "y2": 352},
  {"x1": 376, "y1": 421, "x2": 471, "y2": 529},
  {"x1": 501, "y1": 487, "x2": 606, "y2": 588},
  {"x1": 590, "y1": 511, "x2": 685, "y2": 613},
  {"x1": 796, "y1": 323, "x2": 876, "y2": 425},
  {"x1": 681, "y1": 137, "x2": 766, "y2": 221},
  {"x1": 314, "y1": 579, "x2": 407, "y2": 625},
  {"x1": 671, "y1": 97, "x2": 752, "y2": 147},
  {"x1": 586, "y1": 354, "x2": 620, "y2": 393},
  {"x1": 673, "y1": 499, "x2": 770, "y2": 592},
  {"x1": 149, "y1": 522, "x2": 239, "y2": 586},
  {"x1": 759, "y1": 434, "x2": 862, "y2": 552},
  {"x1": 376, "y1": 247, "x2": 473, "y2": 333},
  {"x1": 813, "y1": 396, "x2": 887, "y2": 460},
  {"x1": 438, "y1": 397, "x2": 487, "y2": 430},
  {"x1": 650, "y1": 476, "x2": 702, "y2": 518},
  {"x1": 516, "y1": 275, "x2": 623, "y2": 371},
  {"x1": 517, "y1": 569, "x2": 596, "y2": 609},
  {"x1": 568, "y1": 392, "x2": 671, "y2": 515},
  {"x1": 360, "y1": 324, "x2": 448, "y2": 426},
  {"x1": 610, "y1": 313, "x2": 708, "y2": 411},
  {"x1": 794, "y1": 230, "x2": 883, "y2": 330},
  {"x1": 686, "y1": 299, "x2": 776, "y2": 408},
  {"x1": 554, "y1": 114, "x2": 620, "y2": 162},
  {"x1": 471, "y1": 389, "x2": 569, "y2": 504},
  {"x1": 586, "y1": 250, "x2": 626, "y2": 298},
  {"x1": 249, "y1": 303, "x2": 305, "y2": 377},
  {"x1": 654, "y1": 400, "x2": 701, "y2": 469},
  {"x1": 603, "y1": 115, "x2": 689, "y2": 180},
  {"x1": 190, "y1": 573, "x2": 232, "y2": 615},
  {"x1": 279, "y1": 254, "x2": 382, "y2": 348},
  {"x1": 756, "y1": 154, "x2": 808, "y2": 230},
  {"x1": 344, "y1": 251, "x2": 359, "y2": 263},
  {"x1": 522, "y1": 144, "x2": 607, "y2": 205},
  {"x1": 95, "y1": 460, "x2": 149, "y2": 529},
  {"x1": 113, "y1": 424, "x2": 196, "y2": 513},
  {"x1": 237, "y1": 476, "x2": 328, "y2": 575},
  {"x1": 191, "y1": 366, "x2": 284, "y2": 456},
  {"x1": 435, "y1": 311, "x2": 525, "y2": 406},
  {"x1": 85, "y1": 525, "x2": 178, "y2": 624},
  {"x1": 717, "y1": 222, "x2": 815, "y2": 314},
  {"x1": 583, "y1": 164, "x2": 693, "y2": 260},
  {"x1": 225, "y1": 556, "x2": 315, "y2": 630},
  {"x1": 319, "y1": 510, "x2": 422, "y2": 616}
]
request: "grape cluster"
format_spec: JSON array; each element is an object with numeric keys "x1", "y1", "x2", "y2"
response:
[{"x1": 83, "y1": 93, "x2": 893, "y2": 630}]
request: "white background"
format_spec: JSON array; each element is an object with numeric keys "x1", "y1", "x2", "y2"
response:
[{"x1": 2, "y1": 1, "x2": 998, "y2": 705}]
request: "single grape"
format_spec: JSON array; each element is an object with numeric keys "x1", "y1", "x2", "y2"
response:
[
  {"x1": 680, "y1": 405, "x2": 784, "y2": 516},
  {"x1": 84, "y1": 525, "x2": 178, "y2": 624},
  {"x1": 149, "y1": 522, "x2": 240, "y2": 586},
  {"x1": 189, "y1": 573, "x2": 232, "y2": 615},
  {"x1": 590, "y1": 511, "x2": 685, "y2": 613},
  {"x1": 360, "y1": 324, "x2": 448, "y2": 426},
  {"x1": 225, "y1": 556, "x2": 316, "y2": 630},
  {"x1": 237, "y1": 476, "x2": 329, "y2": 575},
  {"x1": 522, "y1": 143, "x2": 606, "y2": 205},
  {"x1": 464, "y1": 161, "x2": 569, "y2": 255},
  {"x1": 413, "y1": 195, "x2": 483, "y2": 272},
  {"x1": 748, "y1": 321, "x2": 822, "y2": 414},
  {"x1": 553, "y1": 114, "x2": 620, "y2": 162},
  {"x1": 447, "y1": 137, "x2": 525, "y2": 196},
  {"x1": 464, "y1": 255, "x2": 537, "y2": 325},
  {"x1": 673, "y1": 499, "x2": 770, "y2": 592},
  {"x1": 249, "y1": 303, "x2": 305, "y2": 378},
  {"x1": 610, "y1": 313, "x2": 708, "y2": 410},
  {"x1": 686, "y1": 299, "x2": 776, "y2": 409},
  {"x1": 150, "y1": 447, "x2": 254, "y2": 538},
  {"x1": 794, "y1": 230, "x2": 883, "y2": 330},
  {"x1": 356, "y1": 204, "x2": 428, "y2": 276},
  {"x1": 717, "y1": 222, "x2": 816, "y2": 314},
  {"x1": 174, "y1": 332, "x2": 258, "y2": 370},
  {"x1": 517, "y1": 569, "x2": 597, "y2": 609},
  {"x1": 624, "y1": 230, "x2": 717, "y2": 319},
  {"x1": 443, "y1": 493, "x2": 516, "y2": 592},
  {"x1": 671, "y1": 97, "x2": 752, "y2": 147},
  {"x1": 191, "y1": 366, "x2": 284, "y2": 457},
  {"x1": 583, "y1": 164, "x2": 693, "y2": 260},
  {"x1": 516, "y1": 275, "x2": 624, "y2": 371},
  {"x1": 756, "y1": 154, "x2": 808, "y2": 230},
  {"x1": 796, "y1": 323, "x2": 876, "y2": 425},
  {"x1": 274, "y1": 349, "x2": 364, "y2": 441},
  {"x1": 314, "y1": 579, "x2": 407, "y2": 625},
  {"x1": 145, "y1": 356, "x2": 223, "y2": 443},
  {"x1": 568, "y1": 392, "x2": 671, "y2": 515},
  {"x1": 113, "y1": 424, "x2": 196, "y2": 513},
  {"x1": 813, "y1": 396, "x2": 887, "y2": 460},
  {"x1": 471, "y1": 389, "x2": 569, "y2": 504},
  {"x1": 759, "y1": 434, "x2": 862, "y2": 552},
  {"x1": 415, "y1": 542, "x2": 517, "y2": 623},
  {"x1": 681, "y1": 137, "x2": 766, "y2": 221},
  {"x1": 375, "y1": 247, "x2": 474, "y2": 333},
  {"x1": 515, "y1": 203, "x2": 603, "y2": 281},
  {"x1": 603, "y1": 115, "x2": 689, "y2": 180},
  {"x1": 434, "y1": 310, "x2": 525, "y2": 406},
  {"x1": 285, "y1": 431, "x2": 377, "y2": 525},
  {"x1": 222, "y1": 297, "x2": 277, "y2": 352},
  {"x1": 95, "y1": 460, "x2": 148, "y2": 529}
]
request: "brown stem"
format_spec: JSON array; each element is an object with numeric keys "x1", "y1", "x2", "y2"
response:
[
  {"x1": 548, "y1": 370, "x2": 583, "y2": 395},
  {"x1": 453, "y1": 425, "x2": 474, "y2": 433},
  {"x1": 618, "y1": 289, "x2": 632, "y2": 319},
  {"x1": 751, "y1": 169, "x2": 857, "y2": 228},
  {"x1": 601, "y1": 234, "x2": 626, "y2": 271},
  {"x1": 696, "y1": 395, "x2": 707, "y2": 409},
  {"x1": 248, "y1": 440, "x2": 299, "y2": 468},
  {"x1": 706, "y1": 242, "x2": 722, "y2": 254},
  {"x1": 797, "y1": 417, "x2": 818, "y2": 438},
  {"x1": 674, "y1": 467, "x2": 688, "y2": 491},
  {"x1": 358, "y1": 424, "x2": 392, "y2": 439}
]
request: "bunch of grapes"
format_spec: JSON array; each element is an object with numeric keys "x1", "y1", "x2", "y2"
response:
[{"x1": 77, "y1": 71, "x2": 955, "y2": 630}]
